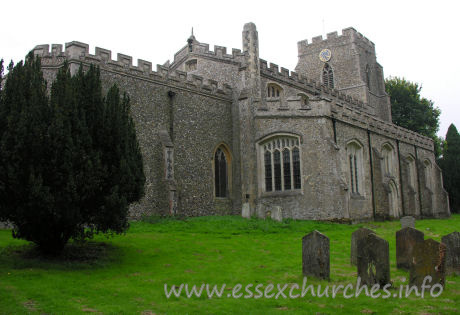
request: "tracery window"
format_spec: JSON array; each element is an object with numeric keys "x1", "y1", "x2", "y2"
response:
[
  {"x1": 267, "y1": 83, "x2": 282, "y2": 99},
  {"x1": 346, "y1": 141, "x2": 363, "y2": 194},
  {"x1": 261, "y1": 136, "x2": 301, "y2": 192},
  {"x1": 214, "y1": 147, "x2": 229, "y2": 197},
  {"x1": 322, "y1": 63, "x2": 334, "y2": 89}
]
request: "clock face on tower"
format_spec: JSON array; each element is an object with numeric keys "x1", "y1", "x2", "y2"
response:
[{"x1": 319, "y1": 49, "x2": 332, "y2": 62}]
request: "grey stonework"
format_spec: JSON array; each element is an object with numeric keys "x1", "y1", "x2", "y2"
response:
[
  {"x1": 241, "y1": 203, "x2": 250, "y2": 219},
  {"x1": 396, "y1": 227, "x2": 424, "y2": 270},
  {"x1": 410, "y1": 239, "x2": 446, "y2": 289},
  {"x1": 31, "y1": 23, "x2": 450, "y2": 220},
  {"x1": 271, "y1": 206, "x2": 283, "y2": 222},
  {"x1": 350, "y1": 227, "x2": 375, "y2": 265},
  {"x1": 400, "y1": 216, "x2": 416, "y2": 229},
  {"x1": 357, "y1": 233, "x2": 391, "y2": 287},
  {"x1": 302, "y1": 230, "x2": 330, "y2": 280},
  {"x1": 441, "y1": 232, "x2": 460, "y2": 275}
]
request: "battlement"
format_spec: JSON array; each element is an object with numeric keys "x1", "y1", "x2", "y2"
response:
[
  {"x1": 259, "y1": 58, "x2": 370, "y2": 111},
  {"x1": 297, "y1": 27, "x2": 375, "y2": 53},
  {"x1": 171, "y1": 41, "x2": 245, "y2": 67},
  {"x1": 332, "y1": 102, "x2": 433, "y2": 150},
  {"x1": 33, "y1": 42, "x2": 233, "y2": 99},
  {"x1": 259, "y1": 58, "x2": 432, "y2": 149}
]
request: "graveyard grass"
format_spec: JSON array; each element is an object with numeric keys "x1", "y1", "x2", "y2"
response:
[{"x1": 0, "y1": 215, "x2": 459, "y2": 314}]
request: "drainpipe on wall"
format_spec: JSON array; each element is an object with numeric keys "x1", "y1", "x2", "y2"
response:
[{"x1": 367, "y1": 130, "x2": 376, "y2": 219}]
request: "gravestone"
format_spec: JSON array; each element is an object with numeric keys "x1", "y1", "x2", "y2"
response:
[
  {"x1": 441, "y1": 232, "x2": 460, "y2": 275},
  {"x1": 396, "y1": 227, "x2": 424, "y2": 270},
  {"x1": 400, "y1": 216, "x2": 415, "y2": 229},
  {"x1": 271, "y1": 206, "x2": 283, "y2": 222},
  {"x1": 241, "y1": 203, "x2": 250, "y2": 219},
  {"x1": 357, "y1": 233, "x2": 391, "y2": 287},
  {"x1": 351, "y1": 228, "x2": 375, "y2": 265},
  {"x1": 410, "y1": 239, "x2": 446, "y2": 289},
  {"x1": 302, "y1": 230, "x2": 330, "y2": 280}
]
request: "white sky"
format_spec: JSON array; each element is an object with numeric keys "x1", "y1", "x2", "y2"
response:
[{"x1": 2, "y1": 0, "x2": 459, "y2": 137}]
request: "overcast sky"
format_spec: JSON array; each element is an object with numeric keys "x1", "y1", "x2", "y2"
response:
[{"x1": 2, "y1": 0, "x2": 459, "y2": 137}]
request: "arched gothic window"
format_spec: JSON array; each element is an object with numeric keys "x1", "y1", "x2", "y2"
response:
[
  {"x1": 382, "y1": 143, "x2": 395, "y2": 176},
  {"x1": 322, "y1": 63, "x2": 334, "y2": 89},
  {"x1": 214, "y1": 147, "x2": 229, "y2": 197},
  {"x1": 346, "y1": 141, "x2": 364, "y2": 194},
  {"x1": 261, "y1": 136, "x2": 301, "y2": 192},
  {"x1": 388, "y1": 180, "x2": 399, "y2": 217},
  {"x1": 267, "y1": 83, "x2": 282, "y2": 99}
]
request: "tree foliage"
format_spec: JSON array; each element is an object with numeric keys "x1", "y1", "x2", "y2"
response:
[
  {"x1": 0, "y1": 53, "x2": 145, "y2": 254},
  {"x1": 385, "y1": 77, "x2": 442, "y2": 156},
  {"x1": 439, "y1": 124, "x2": 460, "y2": 213}
]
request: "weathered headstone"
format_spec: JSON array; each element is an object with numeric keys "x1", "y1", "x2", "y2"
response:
[
  {"x1": 441, "y1": 232, "x2": 460, "y2": 275},
  {"x1": 357, "y1": 233, "x2": 391, "y2": 287},
  {"x1": 241, "y1": 203, "x2": 250, "y2": 219},
  {"x1": 410, "y1": 239, "x2": 446, "y2": 289},
  {"x1": 302, "y1": 230, "x2": 330, "y2": 280},
  {"x1": 400, "y1": 216, "x2": 416, "y2": 229},
  {"x1": 396, "y1": 227, "x2": 424, "y2": 270},
  {"x1": 351, "y1": 228, "x2": 375, "y2": 265},
  {"x1": 271, "y1": 206, "x2": 283, "y2": 222}
]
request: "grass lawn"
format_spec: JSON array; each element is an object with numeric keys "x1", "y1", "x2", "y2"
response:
[{"x1": 0, "y1": 214, "x2": 459, "y2": 314}]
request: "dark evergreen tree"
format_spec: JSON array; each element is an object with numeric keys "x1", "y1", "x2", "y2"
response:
[
  {"x1": 439, "y1": 124, "x2": 460, "y2": 213},
  {"x1": 0, "y1": 54, "x2": 144, "y2": 254}
]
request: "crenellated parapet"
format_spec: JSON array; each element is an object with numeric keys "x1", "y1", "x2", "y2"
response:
[
  {"x1": 258, "y1": 58, "x2": 433, "y2": 150},
  {"x1": 259, "y1": 58, "x2": 372, "y2": 113},
  {"x1": 331, "y1": 103, "x2": 434, "y2": 150},
  {"x1": 33, "y1": 42, "x2": 233, "y2": 99},
  {"x1": 297, "y1": 27, "x2": 375, "y2": 55},
  {"x1": 171, "y1": 41, "x2": 245, "y2": 68}
]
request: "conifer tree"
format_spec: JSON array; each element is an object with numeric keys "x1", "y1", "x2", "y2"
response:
[
  {"x1": 0, "y1": 54, "x2": 145, "y2": 254},
  {"x1": 439, "y1": 124, "x2": 460, "y2": 213}
]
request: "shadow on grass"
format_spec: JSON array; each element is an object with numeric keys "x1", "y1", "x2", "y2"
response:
[{"x1": 0, "y1": 240, "x2": 123, "y2": 270}]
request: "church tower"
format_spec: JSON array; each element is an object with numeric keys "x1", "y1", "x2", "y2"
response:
[{"x1": 295, "y1": 28, "x2": 391, "y2": 122}]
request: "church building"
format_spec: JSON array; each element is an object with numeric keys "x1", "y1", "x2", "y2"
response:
[{"x1": 33, "y1": 23, "x2": 450, "y2": 221}]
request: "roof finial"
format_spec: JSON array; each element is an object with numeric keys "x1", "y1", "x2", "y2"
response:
[{"x1": 192, "y1": 27, "x2": 194, "y2": 37}]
